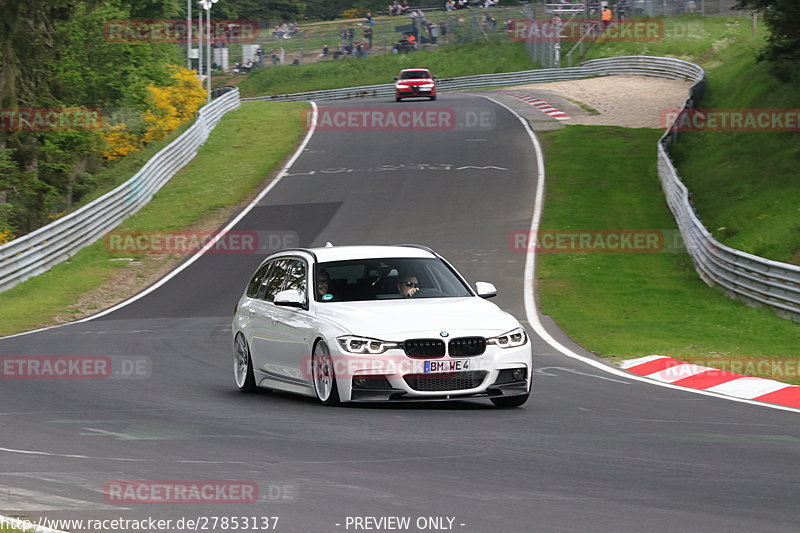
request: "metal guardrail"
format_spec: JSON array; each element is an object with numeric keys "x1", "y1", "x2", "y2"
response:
[
  {"x1": 3, "y1": 57, "x2": 798, "y2": 322},
  {"x1": 243, "y1": 57, "x2": 705, "y2": 103},
  {"x1": 655, "y1": 63, "x2": 800, "y2": 322},
  {"x1": 0, "y1": 89, "x2": 241, "y2": 293}
]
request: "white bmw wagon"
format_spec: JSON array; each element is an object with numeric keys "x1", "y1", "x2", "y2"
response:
[{"x1": 232, "y1": 244, "x2": 532, "y2": 407}]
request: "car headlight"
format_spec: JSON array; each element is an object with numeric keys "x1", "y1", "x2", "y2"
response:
[
  {"x1": 395, "y1": 84, "x2": 410, "y2": 89},
  {"x1": 486, "y1": 327, "x2": 528, "y2": 348},
  {"x1": 337, "y1": 336, "x2": 400, "y2": 354},
  {"x1": 419, "y1": 83, "x2": 435, "y2": 88}
]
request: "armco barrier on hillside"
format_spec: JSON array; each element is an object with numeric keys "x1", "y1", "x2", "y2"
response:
[
  {"x1": 0, "y1": 89, "x2": 240, "y2": 293},
  {"x1": 2, "y1": 59, "x2": 798, "y2": 323}
]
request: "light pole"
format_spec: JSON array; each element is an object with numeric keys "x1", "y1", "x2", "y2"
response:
[
  {"x1": 197, "y1": 1, "x2": 203, "y2": 82},
  {"x1": 187, "y1": 0, "x2": 192, "y2": 69},
  {"x1": 199, "y1": 0, "x2": 220, "y2": 103}
]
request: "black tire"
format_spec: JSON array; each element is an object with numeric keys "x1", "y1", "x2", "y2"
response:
[
  {"x1": 312, "y1": 341, "x2": 341, "y2": 405},
  {"x1": 396, "y1": 96, "x2": 402, "y2": 102},
  {"x1": 430, "y1": 94, "x2": 436, "y2": 101},
  {"x1": 490, "y1": 393, "x2": 529, "y2": 408},
  {"x1": 233, "y1": 333, "x2": 257, "y2": 393}
]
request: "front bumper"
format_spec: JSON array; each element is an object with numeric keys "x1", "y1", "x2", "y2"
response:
[
  {"x1": 349, "y1": 378, "x2": 528, "y2": 402},
  {"x1": 396, "y1": 86, "x2": 435, "y2": 98},
  {"x1": 330, "y1": 344, "x2": 532, "y2": 402}
]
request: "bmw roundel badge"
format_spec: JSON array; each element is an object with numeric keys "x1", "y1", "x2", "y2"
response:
[{"x1": 439, "y1": 331, "x2": 449, "y2": 338}]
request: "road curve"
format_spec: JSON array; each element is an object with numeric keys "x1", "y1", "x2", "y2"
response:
[{"x1": 1, "y1": 93, "x2": 798, "y2": 533}]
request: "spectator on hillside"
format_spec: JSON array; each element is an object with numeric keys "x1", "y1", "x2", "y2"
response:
[
  {"x1": 601, "y1": 6, "x2": 612, "y2": 29},
  {"x1": 445, "y1": 0, "x2": 455, "y2": 11},
  {"x1": 316, "y1": 44, "x2": 329, "y2": 62},
  {"x1": 428, "y1": 21, "x2": 439, "y2": 44}
]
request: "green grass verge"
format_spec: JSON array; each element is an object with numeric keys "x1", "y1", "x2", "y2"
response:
[
  {"x1": 582, "y1": 15, "x2": 756, "y2": 63},
  {"x1": 0, "y1": 101, "x2": 308, "y2": 336},
  {"x1": 237, "y1": 39, "x2": 533, "y2": 97},
  {"x1": 537, "y1": 125, "x2": 800, "y2": 383},
  {"x1": 667, "y1": 27, "x2": 800, "y2": 264}
]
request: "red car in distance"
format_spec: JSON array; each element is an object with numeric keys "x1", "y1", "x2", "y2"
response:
[{"x1": 394, "y1": 68, "x2": 437, "y2": 102}]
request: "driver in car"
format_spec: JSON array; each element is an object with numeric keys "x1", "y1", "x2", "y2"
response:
[
  {"x1": 317, "y1": 269, "x2": 330, "y2": 298},
  {"x1": 397, "y1": 274, "x2": 419, "y2": 298}
]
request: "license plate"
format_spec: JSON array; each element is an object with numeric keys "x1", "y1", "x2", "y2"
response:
[{"x1": 424, "y1": 359, "x2": 470, "y2": 373}]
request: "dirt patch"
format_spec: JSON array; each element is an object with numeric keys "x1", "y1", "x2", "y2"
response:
[{"x1": 518, "y1": 74, "x2": 694, "y2": 128}]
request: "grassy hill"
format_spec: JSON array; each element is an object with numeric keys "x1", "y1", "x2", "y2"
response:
[{"x1": 668, "y1": 35, "x2": 800, "y2": 264}]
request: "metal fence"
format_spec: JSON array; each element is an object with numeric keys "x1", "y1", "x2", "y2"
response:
[
  {"x1": 522, "y1": 0, "x2": 747, "y2": 68},
  {"x1": 225, "y1": 6, "x2": 520, "y2": 68},
  {"x1": 0, "y1": 89, "x2": 241, "y2": 293}
]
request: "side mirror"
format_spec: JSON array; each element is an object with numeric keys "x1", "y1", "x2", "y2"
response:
[
  {"x1": 274, "y1": 289, "x2": 306, "y2": 308},
  {"x1": 475, "y1": 282, "x2": 497, "y2": 299},
  {"x1": 394, "y1": 76, "x2": 399, "y2": 80}
]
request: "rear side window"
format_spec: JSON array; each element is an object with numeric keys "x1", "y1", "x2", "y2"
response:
[
  {"x1": 246, "y1": 263, "x2": 272, "y2": 298},
  {"x1": 260, "y1": 259, "x2": 290, "y2": 301},
  {"x1": 283, "y1": 259, "x2": 307, "y2": 302}
]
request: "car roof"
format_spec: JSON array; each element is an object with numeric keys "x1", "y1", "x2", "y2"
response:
[
  {"x1": 399, "y1": 68, "x2": 431, "y2": 73},
  {"x1": 271, "y1": 244, "x2": 438, "y2": 263}
]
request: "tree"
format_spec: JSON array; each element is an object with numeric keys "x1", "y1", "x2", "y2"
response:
[
  {"x1": 735, "y1": 1, "x2": 800, "y2": 76},
  {"x1": 0, "y1": 0, "x2": 187, "y2": 236}
]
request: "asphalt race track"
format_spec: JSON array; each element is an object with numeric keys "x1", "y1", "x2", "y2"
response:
[{"x1": 1, "y1": 93, "x2": 799, "y2": 533}]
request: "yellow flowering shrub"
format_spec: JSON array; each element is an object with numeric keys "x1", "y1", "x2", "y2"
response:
[
  {"x1": 102, "y1": 123, "x2": 141, "y2": 160},
  {"x1": 0, "y1": 229, "x2": 14, "y2": 245},
  {"x1": 102, "y1": 66, "x2": 206, "y2": 160}
]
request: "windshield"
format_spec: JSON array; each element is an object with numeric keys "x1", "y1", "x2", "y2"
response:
[
  {"x1": 399, "y1": 70, "x2": 431, "y2": 80},
  {"x1": 315, "y1": 257, "x2": 472, "y2": 302}
]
